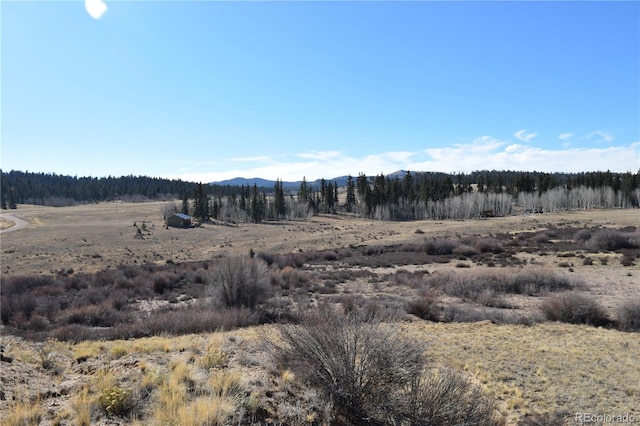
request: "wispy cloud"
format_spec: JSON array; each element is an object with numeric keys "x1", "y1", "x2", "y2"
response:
[
  {"x1": 514, "y1": 129, "x2": 538, "y2": 142},
  {"x1": 228, "y1": 155, "x2": 273, "y2": 163},
  {"x1": 587, "y1": 130, "x2": 614, "y2": 144},
  {"x1": 165, "y1": 141, "x2": 640, "y2": 183},
  {"x1": 295, "y1": 151, "x2": 343, "y2": 160},
  {"x1": 558, "y1": 132, "x2": 574, "y2": 141}
]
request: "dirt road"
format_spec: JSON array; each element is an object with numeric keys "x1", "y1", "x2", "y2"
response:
[{"x1": 0, "y1": 212, "x2": 30, "y2": 234}]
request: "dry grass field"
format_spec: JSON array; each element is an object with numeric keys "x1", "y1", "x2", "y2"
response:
[
  {"x1": 1, "y1": 203, "x2": 639, "y2": 425},
  {"x1": 1, "y1": 201, "x2": 637, "y2": 274}
]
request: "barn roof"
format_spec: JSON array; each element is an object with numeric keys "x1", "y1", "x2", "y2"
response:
[{"x1": 173, "y1": 213, "x2": 192, "y2": 220}]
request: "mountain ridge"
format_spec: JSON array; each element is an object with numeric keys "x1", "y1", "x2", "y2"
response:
[
  {"x1": 209, "y1": 171, "x2": 449, "y2": 189},
  {"x1": 210, "y1": 175, "x2": 356, "y2": 189}
]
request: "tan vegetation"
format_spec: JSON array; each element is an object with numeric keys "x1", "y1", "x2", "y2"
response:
[
  {"x1": 1, "y1": 203, "x2": 639, "y2": 424},
  {"x1": 1, "y1": 202, "x2": 638, "y2": 276}
]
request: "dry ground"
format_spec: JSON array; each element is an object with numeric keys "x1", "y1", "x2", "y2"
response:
[
  {"x1": 1, "y1": 323, "x2": 638, "y2": 425},
  {"x1": 1, "y1": 202, "x2": 637, "y2": 275},
  {"x1": 1, "y1": 203, "x2": 639, "y2": 425}
]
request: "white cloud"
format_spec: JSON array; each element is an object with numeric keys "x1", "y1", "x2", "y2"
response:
[
  {"x1": 514, "y1": 129, "x2": 538, "y2": 142},
  {"x1": 587, "y1": 130, "x2": 614, "y2": 144},
  {"x1": 504, "y1": 144, "x2": 527, "y2": 153},
  {"x1": 164, "y1": 141, "x2": 640, "y2": 183},
  {"x1": 228, "y1": 156, "x2": 273, "y2": 163},
  {"x1": 295, "y1": 151, "x2": 343, "y2": 160},
  {"x1": 558, "y1": 132, "x2": 574, "y2": 141}
]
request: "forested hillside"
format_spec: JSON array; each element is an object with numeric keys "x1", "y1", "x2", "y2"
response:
[
  {"x1": 2, "y1": 169, "x2": 638, "y2": 223},
  {"x1": 0, "y1": 170, "x2": 259, "y2": 208}
]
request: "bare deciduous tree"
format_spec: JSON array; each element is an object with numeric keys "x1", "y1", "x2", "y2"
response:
[{"x1": 209, "y1": 255, "x2": 270, "y2": 310}]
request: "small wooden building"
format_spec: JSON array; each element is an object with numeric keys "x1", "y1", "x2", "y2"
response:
[{"x1": 166, "y1": 213, "x2": 192, "y2": 228}]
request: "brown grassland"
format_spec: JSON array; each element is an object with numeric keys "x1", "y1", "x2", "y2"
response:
[{"x1": 1, "y1": 202, "x2": 639, "y2": 425}]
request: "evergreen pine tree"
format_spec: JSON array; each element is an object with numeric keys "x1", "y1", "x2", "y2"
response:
[
  {"x1": 298, "y1": 177, "x2": 308, "y2": 202},
  {"x1": 356, "y1": 173, "x2": 368, "y2": 197},
  {"x1": 239, "y1": 185, "x2": 247, "y2": 211},
  {"x1": 251, "y1": 184, "x2": 262, "y2": 223},
  {"x1": 192, "y1": 182, "x2": 209, "y2": 222},
  {"x1": 274, "y1": 179, "x2": 286, "y2": 218},
  {"x1": 7, "y1": 188, "x2": 17, "y2": 209},
  {"x1": 346, "y1": 175, "x2": 356, "y2": 212},
  {"x1": 181, "y1": 192, "x2": 190, "y2": 215}
]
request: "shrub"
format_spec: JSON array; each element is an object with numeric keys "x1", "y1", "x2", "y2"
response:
[
  {"x1": 423, "y1": 239, "x2": 458, "y2": 255},
  {"x1": 587, "y1": 229, "x2": 638, "y2": 251},
  {"x1": 151, "y1": 272, "x2": 181, "y2": 294},
  {"x1": 428, "y1": 268, "x2": 577, "y2": 302},
  {"x1": 400, "y1": 367, "x2": 503, "y2": 425},
  {"x1": 472, "y1": 237, "x2": 504, "y2": 254},
  {"x1": 617, "y1": 300, "x2": 640, "y2": 331},
  {"x1": 540, "y1": 293, "x2": 610, "y2": 326},
  {"x1": 270, "y1": 266, "x2": 309, "y2": 290},
  {"x1": 268, "y1": 306, "x2": 502, "y2": 425},
  {"x1": 96, "y1": 386, "x2": 136, "y2": 417},
  {"x1": 270, "y1": 307, "x2": 423, "y2": 424},
  {"x1": 452, "y1": 244, "x2": 479, "y2": 257},
  {"x1": 63, "y1": 302, "x2": 127, "y2": 327},
  {"x1": 144, "y1": 305, "x2": 259, "y2": 336},
  {"x1": 1, "y1": 275, "x2": 56, "y2": 296},
  {"x1": 1, "y1": 294, "x2": 37, "y2": 325},
  {"x1": 198, "y1": 348, "x2": 229, "y2": 370},
  {"x1": 620, "y1": 256, "x2": 635, "y2": 267},
  {"x1": 394, "y1": 270, "x2": 425, "y2": 288},
  {"x1": 531, "y1": 232, "x2": 551, "y2": 244},
  {"x1": 573, "y1": 229, "x2": 591, "y2": 243},
  {"x1": 406, "y1": 291, "x2": 440, "y2": 321},
  {"x1": 209, "y1": 255, "x2": 270, "y2": 309}
]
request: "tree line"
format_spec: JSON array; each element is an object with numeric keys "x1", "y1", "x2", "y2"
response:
[
  {"x1": 345, "y1": 170, "x2": 640, "y2": 220},
  {"x1": 174, "y1": 170, "x2": 639, "y2": 223},
  {"x1": 0, "y1": 170, "x2": 269, "y2": 209},
  {"x1": 2, "y1": 169, "x2": 639, "y2": 222}
]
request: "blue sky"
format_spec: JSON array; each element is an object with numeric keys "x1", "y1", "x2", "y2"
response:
[{"x1": 2, "y1": 0, "x2": 639, "y2": 182}]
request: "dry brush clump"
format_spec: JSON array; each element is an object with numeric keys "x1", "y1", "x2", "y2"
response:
[
  {"x1": 581, "y1": 228, "x2": 640, "y2": 251},
  {"x1": 267, "y1": 306, "x2": 503, "y2": 426},
  {"x1": 424, "y1": 268, "x2": 578, "y2": 302},
  {"x1": 209, "y1": 255, "x2": 271, "y2": 310},
  {"x1": 616, "y1": 299, "x2": 640, "y2": 331},
  {"x1": 400, "y1": 268, "x2": 579, "y2": 324},
  {"x1": 540, "y1": 292, "x2": 610, "y2": 326},
  {"x1": 1, "y1": 258, "x2": 262, "y2": 341},
  {"x1": 406, "y1": 289, "x2": 441, "y2": 321},
  {"x1": 269, "y1": 266, "x2": 311, "y2": 290}
]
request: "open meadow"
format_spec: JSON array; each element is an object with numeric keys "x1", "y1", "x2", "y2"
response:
[{"x1": 1, "y1": 202, "x2": 639, "y2": 425}]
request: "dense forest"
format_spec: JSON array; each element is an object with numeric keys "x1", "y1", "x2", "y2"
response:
[
  {"x1": 2, "y1": 169, "x2": 639, "y2": 222},
  {"x1": 0, "y1": 170, "x2": 263, "y2": 209}
]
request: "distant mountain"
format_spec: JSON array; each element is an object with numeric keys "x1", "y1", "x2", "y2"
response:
[
  {"x1": 211, "y1": 175, "x2": 354, "y2": 189},
  {"x1": 210, "y1": 177, "x2": 287, "y2": 188},
  {"x1": 209, "y1": 171, "x2": 456, "y2": 189}
]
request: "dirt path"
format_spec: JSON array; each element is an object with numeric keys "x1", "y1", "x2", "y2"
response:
[{"x1": 0, "y1": 212, "x2": 30, "y2": 234}]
